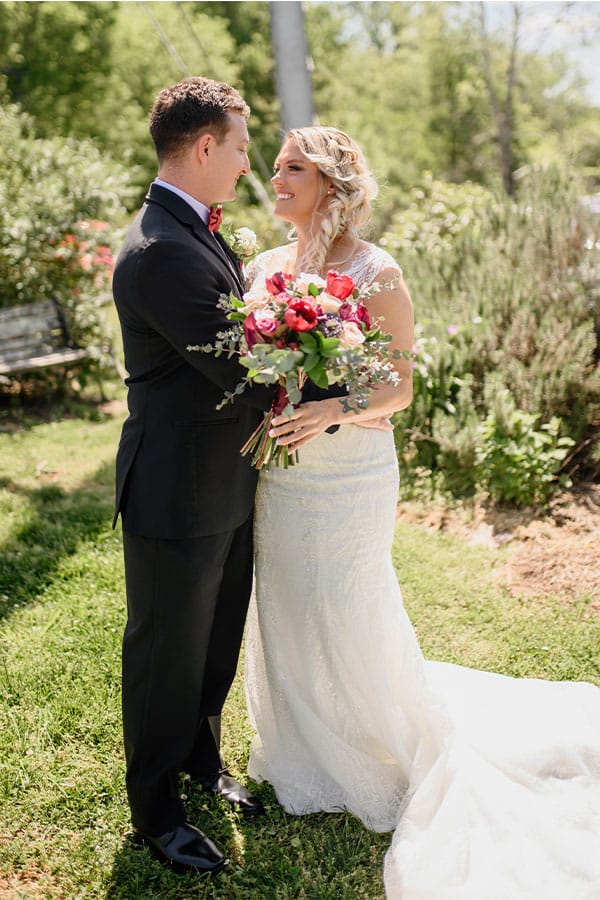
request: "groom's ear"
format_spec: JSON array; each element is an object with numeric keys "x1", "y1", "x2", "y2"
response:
[{"x1": 195, "y1": 133, "x2": 214, "y2": 166}]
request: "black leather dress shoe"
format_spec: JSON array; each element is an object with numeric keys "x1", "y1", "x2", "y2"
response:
[
  {"x1": 133, "y1": 822, "x2": 228, "y2": 875},
  {"x1": 198, "y1": 769, "x2": 265, "y2": 817}
]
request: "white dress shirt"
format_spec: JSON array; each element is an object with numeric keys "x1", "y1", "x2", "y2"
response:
[{"x1": 154, "y1": 178, "x2": 211, "y2": 226}]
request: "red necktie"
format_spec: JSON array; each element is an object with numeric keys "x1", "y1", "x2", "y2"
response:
[{"x1": 208, "y1": 205, "x2": 222, "y2": 233}]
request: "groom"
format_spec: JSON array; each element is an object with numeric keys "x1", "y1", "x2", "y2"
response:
[{"x1": 112, "y1": 77, "x2": 273, "y2": 875}]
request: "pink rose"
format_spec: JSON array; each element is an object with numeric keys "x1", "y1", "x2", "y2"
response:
[
  {"x1": 253, "y1": 311, "x2": 279, "y2": 338},
  {"x1": 326, "y1": 270, "x2": 355, "y2": 300}
]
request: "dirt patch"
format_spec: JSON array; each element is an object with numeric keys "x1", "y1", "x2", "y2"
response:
[
  {"x1": 0, "y1": 873, "x2": 62, "y2": 899},
  {"x1": 398, "y1": 484, "x2": 600, "y2": 614}
]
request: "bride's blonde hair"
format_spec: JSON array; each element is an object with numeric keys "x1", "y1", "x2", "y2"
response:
[{"x1": 286, "y1": 126, "x2": 378, "y2": 276}]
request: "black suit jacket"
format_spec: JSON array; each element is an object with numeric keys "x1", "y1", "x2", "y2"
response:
[{"x1": 112, "y1": 184, "x2": 273, "y2": 539}]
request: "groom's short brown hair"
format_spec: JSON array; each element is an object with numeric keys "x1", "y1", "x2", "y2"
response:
[{"x1": 149, "y1": 76, "x2": 250, "y2": 162}]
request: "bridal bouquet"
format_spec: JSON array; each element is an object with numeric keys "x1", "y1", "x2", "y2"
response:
[{"x1": 188, "y1": 269, "x2": 400, "y2": 468}]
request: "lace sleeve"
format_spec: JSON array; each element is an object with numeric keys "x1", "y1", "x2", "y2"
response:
[
  {"x1": 244, "y1": 257, "x2": 260, "y2": 291},
  {"x1": 244, "y1": 246, "x2": 294, "y2": 291},
  {"x1": 345, "y1": 245, "x2": 402, "y2": 288}
]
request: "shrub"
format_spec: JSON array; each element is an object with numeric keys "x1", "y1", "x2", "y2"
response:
[
  {"x1": 0, "y1": 103, "x2": 137, "y2": 388},
  {"x1": 477, "y1": 393, "x2": 574, "y2": 506},
  {"x1": 386, "y1": 170, "x2": 600, "y2": 504}
]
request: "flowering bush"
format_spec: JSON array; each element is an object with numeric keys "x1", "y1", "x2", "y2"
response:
[
  {"x1": 189, "y1": 269, "x2": 400, "y2": 468},
  {"x1": 0, "y1": 103, "x2": 136, "y2": 390},
  {"x1": 43, "y1": 220, "x2": 118, "y2": 364}
]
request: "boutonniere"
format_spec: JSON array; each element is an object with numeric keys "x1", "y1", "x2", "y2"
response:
[{"x1": 220, "y1": 224, "x2": 260, "y2": 264}]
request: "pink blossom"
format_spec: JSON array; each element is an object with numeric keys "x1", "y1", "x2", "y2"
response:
[{"x1": 254, "y1": 311, "x2": 279, "y2": 338}]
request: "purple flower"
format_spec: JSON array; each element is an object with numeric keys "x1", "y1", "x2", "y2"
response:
[
  {"x1": 447, "y1": 324, "x2": 458, "y2": 336},
  {"x1": 321, "y1": 316, "x2": 343, "y2": 337}
]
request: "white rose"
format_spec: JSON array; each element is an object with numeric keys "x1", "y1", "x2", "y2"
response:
[
  {"x1": 295, "y1": 272, "x2": 326, "y2": 295},
  {"x1": 318, "y1": 291, "x2": 342, "y2": 313},
  {"x1": 339, "y1": 321, "x2": 366, "y2": 348},
  {"x1": 241, "y1": 287, "x2": 272, "y2": 311}
]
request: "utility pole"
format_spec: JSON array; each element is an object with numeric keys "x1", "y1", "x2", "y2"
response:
[{"x1": 269, "y1": 1, "x2": 315, "y2": 131}]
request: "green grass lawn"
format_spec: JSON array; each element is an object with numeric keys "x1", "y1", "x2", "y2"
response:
[{"x1": 0, "y1": 397, "x2": 598, "y2": 898}]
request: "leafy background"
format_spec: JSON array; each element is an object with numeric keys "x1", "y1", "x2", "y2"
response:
[{"x1": 0, "y1": 0, "x2": 599, "y2": 497}]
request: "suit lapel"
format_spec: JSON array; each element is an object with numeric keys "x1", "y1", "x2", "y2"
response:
[
  {"x1": 214, "y1": 230, "x2": 242, "y2": 273},
  {"x1": 209, "y1": 231, "x2": 245, "y2": 296},
  {"x1": 145, "y1": 184, "x2": 245, "y2": 297}
]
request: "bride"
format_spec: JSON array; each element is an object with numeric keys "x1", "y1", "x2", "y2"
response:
[{"x1": 244, "y1": 126, "x2": 600, "y2": 899}]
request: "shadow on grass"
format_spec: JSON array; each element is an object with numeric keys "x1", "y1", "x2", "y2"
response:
[
  {"x1": 0, "y1": 387, "x2": 124, "y2": 432},
  {"x1": 106, "y1": 807, "x2": 238, "y2": 900},
  {"x1": 0, "y1": 460, "x2": 115, "y2": 619},
  {"x1": 106, "y1": 780, "x2": 389, "y2": 900}
]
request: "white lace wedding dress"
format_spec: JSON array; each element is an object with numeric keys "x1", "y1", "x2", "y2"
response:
[{"x1": 244, "y1": 243, "x2": 600, "y2": 899}]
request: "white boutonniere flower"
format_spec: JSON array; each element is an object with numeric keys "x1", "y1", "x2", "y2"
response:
[{"x1": 221, "y1": 225, "x2": 260, "y2": 262}]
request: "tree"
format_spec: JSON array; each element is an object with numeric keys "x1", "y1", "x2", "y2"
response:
[
  {"x1": 0, "y1": 1, "x2": 117, "y2": 138},
  {"x1": 302, "y1": 1, "x2": 598, "y2": 203},
  {"x1": 477, "y1": 1, "x2": 520, "y2": 195}
]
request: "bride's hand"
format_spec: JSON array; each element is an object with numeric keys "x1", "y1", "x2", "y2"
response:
[
  {"x1": 354, "y1": 417, "x2": 394, "y2": 432},
  {"x1": 269, "y1": 400, "x2": 338, "y2": 451}
]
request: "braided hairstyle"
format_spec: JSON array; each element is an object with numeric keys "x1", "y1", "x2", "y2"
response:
[{"x1": 287, "y1": 126, "x2": 378, "y2": 276}]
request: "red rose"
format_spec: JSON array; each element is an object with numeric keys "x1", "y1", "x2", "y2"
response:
[
  {"x1": 354, "y1": 303, "x2": 371, "y2": 329},
  {"x1": 339, "y1": 302, "x2": 371, "y2": 330},
  {"x1": 284, "y1": 299, "x2": 318, "y2": 332},
  {"x1": 325, "y1": 270, "x2": 355, "y2": 300},
  {"x1": 244, "y1": 312, "x2": 261, "y2": 348},
  {"x1": 266, "y1": 271, "x2": 292, "y2": 295}
]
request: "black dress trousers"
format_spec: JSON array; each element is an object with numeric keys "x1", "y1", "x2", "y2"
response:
[{"x1": 121, "y1": 513, "x2": 254, "y2": 834}]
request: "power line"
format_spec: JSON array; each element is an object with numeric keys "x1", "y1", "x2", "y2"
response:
[
  {"x1": 175, "y1": 1, "x2": 276, "y2": 188},
  {"x1": 140, "y1": 1, "x2": 189, "y2": 78},
  {"x1": 139, "y1": 0, "x2": 276, "y2": 215},
  {"x1": 176, "y1": 2, "x2": 217, "y2": 79}
]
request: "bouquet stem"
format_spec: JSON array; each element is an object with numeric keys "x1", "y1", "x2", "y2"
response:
[{"x1": 240, "y1": 392, "x2": 300, "y2": 470}]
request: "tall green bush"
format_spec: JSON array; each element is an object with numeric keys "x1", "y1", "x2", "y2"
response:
[
  {"x1": 385, "y1": 170, "x2": 600, "y2": 504},
  {"x1": 0, "y1": 103, "x2": 137, "y2": 384}
]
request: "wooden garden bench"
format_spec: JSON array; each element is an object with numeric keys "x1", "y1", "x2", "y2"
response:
[{"x1": 0, "y1": 299, "x2": 89, "y2": 377}]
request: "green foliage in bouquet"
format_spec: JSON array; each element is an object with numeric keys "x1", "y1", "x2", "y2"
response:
[
  {"x1": 386, "y1": 170, "x2": 600, "y2": 505},
  {"x1": 0, "y1": 103, "x2": 137, "y2": 390}
]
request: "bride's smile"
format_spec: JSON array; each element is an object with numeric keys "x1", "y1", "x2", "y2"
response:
[{"x1": 271, "y1": 139, "x2": 332, "y2": 233}]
